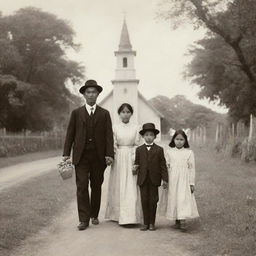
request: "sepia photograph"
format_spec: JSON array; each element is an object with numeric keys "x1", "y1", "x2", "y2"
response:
[{"x1": 0, "y1": 0, "x2": 256, "y2": 255}]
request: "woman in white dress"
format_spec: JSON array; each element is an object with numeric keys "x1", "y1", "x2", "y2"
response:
[
  {"x1": 163, "y1": 130, "x2": 199, "y2": 230},
  {"x1": 105, "y1": 103, "x2": 141, "y2": 225}
]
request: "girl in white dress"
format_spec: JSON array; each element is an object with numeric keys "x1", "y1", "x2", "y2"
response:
[
  {"x1": 105, "y1": 103, "x2": 141, "y2": 225},
  {"x1": 164, "y1": 129, "x2": 199, "y2": 230}
]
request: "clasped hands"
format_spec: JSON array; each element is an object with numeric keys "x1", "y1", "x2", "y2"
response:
[
  {"x1": 132, "y1": 164, "x2": 139, "y2": 175},
  {"x1": 105, "y1": 156, "x2": 114, "y2": 166}
]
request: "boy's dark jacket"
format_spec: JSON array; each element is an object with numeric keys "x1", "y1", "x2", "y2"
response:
[{"x1": 135, "y1": 144, "x2": 168, "y2": 186}]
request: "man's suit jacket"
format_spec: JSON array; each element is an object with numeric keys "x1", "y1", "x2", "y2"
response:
[
  {"x1": 135, "y1": 144, "x2": 168, "y2": 186},
  {"x1": 63, "y1": 105, "x2": 114, "y2": 166}
]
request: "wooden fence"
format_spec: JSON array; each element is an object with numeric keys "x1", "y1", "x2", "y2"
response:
[
  {"x1": 0, "y1": 131, "x2": 64, "y2": 157},
  {"x1": 189, "y1": 115, "x2": 256, "y2": 161}
]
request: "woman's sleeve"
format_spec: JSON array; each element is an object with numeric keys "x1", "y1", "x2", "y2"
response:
[
  {"x1": 113, "y1": 126, "x2": 118, "y2": 155},
  {"x1": 134, "y1": 125, "x2": 141, "y2": 146},
  {"x1": 132, "y1": 125, "x2": 141, "y2": 163},
  {"x1": 188, "y1": 150, "x2": 196, "y2": 186}
]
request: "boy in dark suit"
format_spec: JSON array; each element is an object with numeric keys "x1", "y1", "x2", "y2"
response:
[{"x1": 133, "y1": 123, "x2": 168, "y2": 231}]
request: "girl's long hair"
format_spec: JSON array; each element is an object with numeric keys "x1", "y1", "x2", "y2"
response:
[{"x1": 169, "y1": 129, "x2": 190, "y2": 148}]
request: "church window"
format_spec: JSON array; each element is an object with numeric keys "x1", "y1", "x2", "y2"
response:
[{"x1": 123, "y1": 57, "x2": 128, "y2": 68}]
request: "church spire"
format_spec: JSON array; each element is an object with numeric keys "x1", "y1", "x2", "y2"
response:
[{"x1": 118, "y1": 18, "x2": 132, "y2": 51}]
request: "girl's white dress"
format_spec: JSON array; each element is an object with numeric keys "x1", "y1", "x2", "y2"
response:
[
  {"x1": 161, "y1": 147, "x2": 199, "y2": 220},
  {"x1": 105, "y1": 122, "x2": 141, "y2": 224}
]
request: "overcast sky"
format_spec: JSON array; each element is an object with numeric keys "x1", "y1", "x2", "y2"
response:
[{"x1": 0, "y1": 0, "x2": 227, "y2": 113}]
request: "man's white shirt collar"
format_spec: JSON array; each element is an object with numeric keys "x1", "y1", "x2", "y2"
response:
[{"x1": 85, "y1": 103, "x2": 96, "y2": 114}]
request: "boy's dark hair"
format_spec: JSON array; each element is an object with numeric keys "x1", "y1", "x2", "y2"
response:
[
  {"x1": 118, "y1": 103, "x2": 134, "y2": 114},
  {"x1": 169, "y1": 129, "x2": 190, "y2": 148}
]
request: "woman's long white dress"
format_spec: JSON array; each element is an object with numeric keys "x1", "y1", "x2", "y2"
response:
[
  {"x1": 105, "y1": 122, "x2": 141, "y2": 224},
  {"x1": 162, "y1": 148, "x2": 199, "y2": 220}
]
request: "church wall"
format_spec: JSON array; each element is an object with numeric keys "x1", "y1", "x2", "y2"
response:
[
  {"x1": 100, "y1": 94, "x2": 114, "y2": 120},
  {"x1": 113, "y1": 82, "x2": 138, "y2": 124},
  {"x1": 100, "y1": 94, "x2": 162, "y2": 141},
  {"x1": 138, "y1": 97, "x2": 161, "y2": 141}
]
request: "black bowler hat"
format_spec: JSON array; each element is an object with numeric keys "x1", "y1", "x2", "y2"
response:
[
  {"x1": 139, "y1": 123, "x2": 160, "y2": 135},
  {"x1": 79, "y1": 79, "x2": 103, "y2": 94}
]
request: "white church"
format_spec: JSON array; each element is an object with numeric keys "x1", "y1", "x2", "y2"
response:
[{"x1": 100, "y1": 19, "x2": 163, "y2": 135}]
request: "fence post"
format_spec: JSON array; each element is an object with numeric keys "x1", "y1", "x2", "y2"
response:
[
  {"x1": 203, "y1": 126, "x2": 207, "y2": 145},
  {"x1": 215, "y1": 123, "x2": 219, "y2": 143},
  {"x1": 249, "y1": 114, "x2": 253, "y2": 142},
  {"x1": 192, "y1": 129, "x2": 195, "y2": 143}
]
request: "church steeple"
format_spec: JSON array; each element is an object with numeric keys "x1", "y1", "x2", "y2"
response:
[
  {"x1": 112, "y1": 18, "x2": 139, "y2": 124},
  {"x1": 114, "y1": 19, "x2": 137, "y2": 80},
  {"x1": 119, "y1": 19, "x2": 132, "y2": 51}
]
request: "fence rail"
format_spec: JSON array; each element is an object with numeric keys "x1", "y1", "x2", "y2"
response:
[{"x1": 0, "y1": 133, "x2": 64, "y2": 157}]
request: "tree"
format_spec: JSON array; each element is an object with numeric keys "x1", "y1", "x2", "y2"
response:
[
  {"x1": 0, "y1": 75, "x2": 27, "y2": 131},
  {"x1": 159, "y1": 0, "x2": 256, "y2": 121},
  {"x1": 0, "y1": 7, "x2": 84, "y2": 131},
  {"x1": 150, "y1": 95, "x2": 219, "y2": 131}
]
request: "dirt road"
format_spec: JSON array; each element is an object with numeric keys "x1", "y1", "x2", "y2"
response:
[
  {"x1": 7, "y1": 166, "x2": 200, "y2": 256},
  {"x1": 0, "y1": 157, "x2": 59, "y2": 192}
]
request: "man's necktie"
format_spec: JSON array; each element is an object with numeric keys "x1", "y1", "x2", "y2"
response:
[{"x1": 90, "y1": 107, "x2": 94, "y2": 116}]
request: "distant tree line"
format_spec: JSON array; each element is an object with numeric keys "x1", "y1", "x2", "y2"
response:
[
  {"x1": 0, "y1": 7, "x2": 84, "y2": 132},
  {"x1": 150, "y1": 95, "x2": 225, "y2": 135},
  {"x1": 159, "y1": 0, "x2": 256, "y2": 124}
]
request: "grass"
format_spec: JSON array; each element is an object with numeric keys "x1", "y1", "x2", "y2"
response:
[
  {"x1": 0, "y1": 169, "x2": 75, "y2": 256},
  {"x1": 193, "y1": 145, "x2": 256, "y2": 256},
  {"x1": 0, "y1": 145, "x2": 255, "y2": 256},
  {"x1": 0, "y1": 149, "x2": 61, "y2": 168}
]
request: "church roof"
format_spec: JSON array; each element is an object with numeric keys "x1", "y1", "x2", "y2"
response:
[
  {"x1": 138, "y1": 91, "x2": 164, "y2": 118},
  {"x1": 118, "y1": 19, "x2": 132, "y2": 51},
  {"x1": 99, "y1": 89, "x2": 164, "y2": 119}
]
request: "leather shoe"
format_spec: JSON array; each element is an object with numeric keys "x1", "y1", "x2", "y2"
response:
[
  {"x1": 140, "y1": 225, "x2": 149, "y2": 231},
  {"x1": 91, "y1": 218, "x2": 99, "y2": 225},
  {"x1": 180, "y1": 222, "x2": 187, "y2": 232},
  {"x1": 172, "y1": 220, "x2": 181, "y2": 229},
  {"x1": 149, "y1": 224, "x2": 156, "y2": 231},
  {"x1": 77, "y1": 222, "x2": 89, "y2": 231}
]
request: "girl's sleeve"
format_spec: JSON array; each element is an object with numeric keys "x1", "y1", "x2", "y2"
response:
[
  {"x1": 188, "y1": 150, "x2": 196, "y2": 186},
  {"x1": 165, "y1": 149, "x2": 170, "y2": 169},
  {"x1": 132, "y1": 125, "x2": 141, "y2": 163}
]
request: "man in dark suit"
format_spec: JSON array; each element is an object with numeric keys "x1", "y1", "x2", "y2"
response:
[
  {"x1": 134, "y1": 123, "x2": 168, "y2": 231},
  {"x1": 63, "y1": 79, "x2": 114, "y2": 230}
]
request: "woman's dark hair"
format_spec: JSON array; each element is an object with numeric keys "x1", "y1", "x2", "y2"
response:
[
  {"x1": 118, "y1": 103, "x2": 134, "y2": 115},
  {"x1": 169, "y1": 129, "x2": 190, "y2": 148}
]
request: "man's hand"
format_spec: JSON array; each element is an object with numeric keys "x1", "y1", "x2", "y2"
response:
[
  {"x1": 132, "y1": 165, "x2": 139, "y2": 175},
  {"x1": 62, "y1": 156, "x2": 70, "y2": 162},
  {"x1": 190, "y1": 185, "x2": 195, "y2": 193},
  {"x1": 162, "y1": 181, "x2": 168, "y2": 189},
  {"x1": 105, "y1": 156, "x2": 114, "y2": 166}
]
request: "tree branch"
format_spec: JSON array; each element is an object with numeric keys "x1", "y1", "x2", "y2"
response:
[{"x1": 190, "y1": 0, "x2": 256, "y2": 83}]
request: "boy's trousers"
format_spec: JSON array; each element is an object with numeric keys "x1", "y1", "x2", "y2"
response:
[{"x1": 139, "y1": 174, "x2": 159, "y2": 225}]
